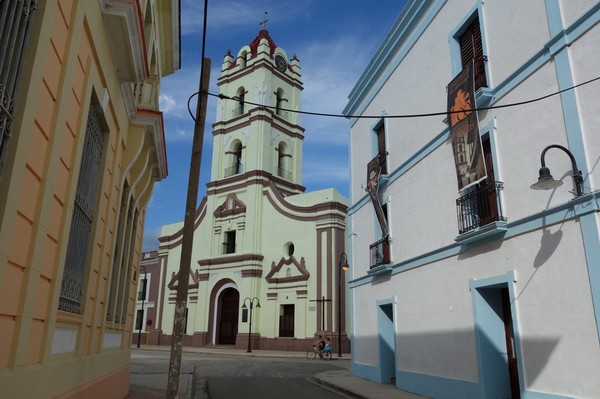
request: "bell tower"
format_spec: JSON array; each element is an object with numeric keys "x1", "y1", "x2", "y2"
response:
[
  {"x1": 159, "y1": 27, "x2": 349, "y2": 351},
  {"x1": 210, "y1": 28, "x2": 305, "y2": 194}
]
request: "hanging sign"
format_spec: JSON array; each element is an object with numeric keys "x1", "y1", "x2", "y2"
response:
[
  {"x1": 448, "y1": 60, "x2": 486, "y2": 191},
  {"x1": 367, "y1": 157, "x2": 388, "y2": 237}
]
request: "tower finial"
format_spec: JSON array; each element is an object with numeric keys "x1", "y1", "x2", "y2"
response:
[{"x1": 259, "y1": 11, "x2": 268, "y2": 29}]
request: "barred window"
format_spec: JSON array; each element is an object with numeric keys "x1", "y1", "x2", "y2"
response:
[
  {"x1": 106, "y1": 193, "x2": 139, "y2": 324},
  {"x1": 59, "y1": 104, "x2": 104, "y2": 313},
  {"x1": 0, "y1": 0, "x2": 38, "y2": 172}
]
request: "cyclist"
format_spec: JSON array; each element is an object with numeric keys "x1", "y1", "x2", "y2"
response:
[{"x1": 323, "y1": 337, "x2": 332, "y2": 354}]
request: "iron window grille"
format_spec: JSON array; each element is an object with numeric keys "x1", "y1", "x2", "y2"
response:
[
  {"x1": 59, "y1": 104, "x2": 104, "y2": 313},
  {"x1": 0, "y1": 0, "x2": 38, "y2": 172},
  {"x1": 369, "y1": 235, "x2": 391, "y2": 269}
]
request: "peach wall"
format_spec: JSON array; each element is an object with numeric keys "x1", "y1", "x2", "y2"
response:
[{"x1": 0, "y1": 0, "x2": 172, "y2": 396}]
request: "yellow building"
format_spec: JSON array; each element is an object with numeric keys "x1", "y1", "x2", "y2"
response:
[{"x1": 0, "y1": 1, "x2": 179, "y2": 398}]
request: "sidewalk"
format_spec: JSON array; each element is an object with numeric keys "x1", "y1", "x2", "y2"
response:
[{"x1": 128, "y1": 345, "x2": 426, "y2": 399}]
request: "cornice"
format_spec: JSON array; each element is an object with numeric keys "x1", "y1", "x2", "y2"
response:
[
  {"x1": 131, "y1": 109, "x2": 168, "y2": 179},
  {"x1": 99, "y1": 0, "x2": 149, "y2": 82}
]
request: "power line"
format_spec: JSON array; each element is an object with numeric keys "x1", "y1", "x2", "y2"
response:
[{"x1": 204, "y1": 74, "x2": 600, "y2": 120}]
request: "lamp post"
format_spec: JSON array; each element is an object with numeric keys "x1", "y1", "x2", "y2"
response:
[
  {"x1": 338, "y1": 252, "x2": 350, "y2": 357},
  {"x1": 241, "y1": 297, "x2": 260, "y2": 353},
  {"x1": 136, "y1": 264, "x2": 147, "y2": 348},
  {"x1": 530, "y1": 144, "x2": 584, "y2": 197}
]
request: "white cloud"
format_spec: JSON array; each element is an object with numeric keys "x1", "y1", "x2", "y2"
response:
[{"x1": 159, "y1": 94, "x2": 176, "y2": 113}]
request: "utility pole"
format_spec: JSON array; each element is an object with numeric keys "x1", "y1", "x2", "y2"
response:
[{"x1": 166, "y1": 58, "x2": 211, "y2": 399}]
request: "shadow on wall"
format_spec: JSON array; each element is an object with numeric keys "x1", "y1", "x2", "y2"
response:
[
  {"x1": 352, "y1": 328, "x2": 560, "y2": 399},
  {"x1": 533, "y1": 227, "x2": 563, "y2": 268}
]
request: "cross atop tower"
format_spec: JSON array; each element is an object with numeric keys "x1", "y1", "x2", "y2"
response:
[{"x1": 259, "y1": 12, "x2": 268, "y2": 29}]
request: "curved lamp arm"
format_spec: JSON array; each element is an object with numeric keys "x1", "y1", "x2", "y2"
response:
[{"x1": 531, "y1": 144, "x2": 584, "y2": 197}]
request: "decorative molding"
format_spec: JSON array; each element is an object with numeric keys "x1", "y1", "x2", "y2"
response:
[
  {"x1": 265, "y1": 256, "x2": 310, "y2": 284},
  {"x1": 99, "y1": 0, "x2": 148, "y2": 82},
  {"x1": 198, "y1": 253, "x2": 264, "y2": 267},
  {"x1": 214, "y1": 193, "x2": 247, "y2": 218},
  {"x1": 167, "y1": 269, "x2": 203, "y2": 291}
]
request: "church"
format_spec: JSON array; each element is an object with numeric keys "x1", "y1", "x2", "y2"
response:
[{"x1": 148, "y1": 28, "x2": 349, "y2": 351}]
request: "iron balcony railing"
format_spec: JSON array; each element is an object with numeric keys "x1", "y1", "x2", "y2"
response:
[
  {"x1": 456, "y1": 180, "x2": 506, "y2": 234},
  {"x1": 369, "y1": 235, "x2": 391, "y2": 269}
]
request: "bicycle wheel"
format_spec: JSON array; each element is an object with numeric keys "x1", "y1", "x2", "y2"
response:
[
  {"x1": 322, "y1": 351, "x2": 332, "y2": 360},
  {"x1": 306, "y1": 349, "x2": 316, "y2": 360}
]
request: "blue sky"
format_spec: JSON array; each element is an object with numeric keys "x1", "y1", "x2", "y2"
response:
[{"x1": 143, "y1": 0, "x2": 408, "y2": 251}]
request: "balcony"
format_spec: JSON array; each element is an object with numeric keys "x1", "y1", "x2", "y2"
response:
[
  {"x1": 456, "y1": 181, "x2": 506, "y2": 235},
  {"x1": 369, "y1": 235, "x2": 391, "y2": 269}
]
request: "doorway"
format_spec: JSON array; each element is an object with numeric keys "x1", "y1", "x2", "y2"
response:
[
  {"x1": 472, "y1": 278, "x2": 521, "y2": 399},
  {"x1": 377, "y1": 300, "x2": 396, "y2": 384},
  {"x1": 217, "y1": 287, "x2": 239, "y2": 345}
]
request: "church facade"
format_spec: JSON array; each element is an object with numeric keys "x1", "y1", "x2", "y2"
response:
[{"x1": 150, "y1": 29, "x2": 349, "y2": 351}]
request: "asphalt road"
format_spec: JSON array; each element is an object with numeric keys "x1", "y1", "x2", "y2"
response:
[
  {"x1": 195, "y1": 355, "x2": 350, "y2": 399},
  {"x1": 130, "y1": 349, "x2": 351, "y2": 399}
]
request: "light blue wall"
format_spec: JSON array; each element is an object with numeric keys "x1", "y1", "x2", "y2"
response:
[{"x1": 347, "y1": 0, "x2": 600, "y2": 397}]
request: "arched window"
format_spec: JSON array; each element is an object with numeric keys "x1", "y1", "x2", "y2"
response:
[
  {"x1": 234, "y1": 87, "x2": 245, "y2": 116},
  {"x1": 225, "y1": 140, "x2": 243, "y2": 177},
  {"x1": 277, "y1": 142, "x2": 291, "y2": 180},
  {"x1": 233, "y1": 142, "x2": 242, "y2": 174},
  {"x1": 238, "y1": 50, "x2": 248, "y2": 68},
  {"x1": 275, "y1": 88, "x2": 286, "y2": 117}
]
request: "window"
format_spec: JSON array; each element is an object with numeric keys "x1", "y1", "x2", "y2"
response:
[
  {"x1": 225, "y1": 141, "x2": 243, "y2": 177},
  {"x1": 0, "y1": 0, "x2": 38, "y2": 172},
  {"x1": 59, "y1": 103, "x2": 105, "y2": 313},
  {"x1": 375, "y1": 123, "x2": 387, "y2": 174},
  {"x1": 277, "y1": 142, "x2": 292, "y2": 180},
  {"x1": 476, "y1": 136, "x2": 500, "y2": 225},
  {"x1": 456, "y1": 135, "x2": 506, "y2": 234},
  {"x1": 279, "y1": 304, "x2": 294, "y2": 337},
  {"x1": 238, "y1": 50, "x2": 248, "y2": 68},
  {"x1": 135, "y1": 309, "x2": 144, "y2": 331},
  {"x1": 223, "y1": 230, "x2": 236, "y2": 254},
  {"x1": 286, "y1": 242, "x2": 294, "y2": 257},
  {"x1": 275, "y1": 88, "x2": 286, "y2": 116},
  {"x1": 137, "y1": 278, "x2": 147, "y2": 301},
  {"x1": 234, "y1": 87, "x2": 246, "y2": 116},
  {"x1": 459, "y1": 17, "x2": 487, "y2": 90},
  {"x1": 106, "y1": 188, "x2": 139, "y2": 323}
]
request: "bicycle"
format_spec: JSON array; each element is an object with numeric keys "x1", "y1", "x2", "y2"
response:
[{"x1": 306, "y1": 345, "x2": 332, "y2": 360}]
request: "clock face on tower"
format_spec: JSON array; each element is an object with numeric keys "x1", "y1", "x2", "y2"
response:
[{"x1": 275, "y1": 54, "x2": 287, "y2": 73}]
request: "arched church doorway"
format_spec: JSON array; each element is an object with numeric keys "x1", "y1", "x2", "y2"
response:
[{"x1": 217, "y1": 287, "x2": 239, "y2": 345}]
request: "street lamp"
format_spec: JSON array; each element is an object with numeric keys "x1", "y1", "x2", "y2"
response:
[
  {"x1": 241, "y1": 297, "x2": 261, "y2": 353},
  {"x1": 530, "y1": 144, "x2": 584, "y2": 197},
  {"x1": 136, "y1": 264, "x2": 147, "y2": 348},
  {"x1": 338, "y1": 252, "x2": 350, "y2": 357}
]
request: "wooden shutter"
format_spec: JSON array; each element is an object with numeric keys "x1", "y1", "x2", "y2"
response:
[
  {"x1": 376, "y1": 124, "x2": 387, "y2": 174},
  {"x1": 460, "y1": 18, "x2": 487, "y2": 90}
]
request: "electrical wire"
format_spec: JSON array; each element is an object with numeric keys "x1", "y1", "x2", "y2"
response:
[{"x1": 202, "y1": 74, "x2": 600, "y2": 120}]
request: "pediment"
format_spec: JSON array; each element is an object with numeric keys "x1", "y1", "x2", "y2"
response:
[
  {"x1": 167, "y1": 269, "x2": 202, "y2": 290},
  {"x1": 265, "y1": 256, "x2": 309, "y2": 284},
  {"x1": 214, "y1": 193, "x2": 246, "y2": 218}
]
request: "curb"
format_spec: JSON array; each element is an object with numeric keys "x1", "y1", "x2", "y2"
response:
[{"x1": 307, "y1": 375, "x2": 366, "y2": 399}]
